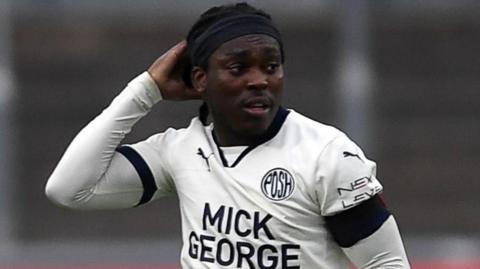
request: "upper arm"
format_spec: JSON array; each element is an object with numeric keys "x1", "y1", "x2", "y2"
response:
[
  {"x1": 313, "y1": 135, "x2": 409, "y2": 267},
  {"x1": 87, "y1": 131, "x2": 176, "y2": 209},
  {"x1": 46, "y1": 133, "x2": 175, "y2": 210},
  {"x1": 114, "y1": 138, "x2": 175, "y2": 207},
  {"x1": 45, "y1": 150, "x2": 145, "y2": 210},
  {"x1": 76, "y1": 151, "x2": 146, "y2": 209},
  {"x1": 316, "y1": 135, "x2": 383, "y2": 217},
  {"x1": 342, "y1": 216, "x2": 411, "y2": 268},
  {"x1": 314, "y1": 135, "x2": 388, "y2": 246}
]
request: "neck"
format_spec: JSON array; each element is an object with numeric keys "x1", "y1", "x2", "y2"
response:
[
  {"x1": 212, "y1": 127, "x2": 260, "y2": 147},
  {"x1": 211, "y1": 107, "x2": 289, "y2": 147}
]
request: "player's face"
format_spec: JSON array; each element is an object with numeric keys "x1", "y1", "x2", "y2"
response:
[{"x1": 197, "y1": 34, "x2": 284, "y2": 146}]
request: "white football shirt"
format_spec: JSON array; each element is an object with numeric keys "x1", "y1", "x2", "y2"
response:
[
  {"x1": 125, "y1": 108, "x2": 383, "y2": 269},
  {"x1": 45, "y1": 72, "x2": 398, "y2": 269}
]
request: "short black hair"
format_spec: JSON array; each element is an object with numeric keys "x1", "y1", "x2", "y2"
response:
[{"x1": 185, "y1": 3, "x2": 275, "y2": 125}]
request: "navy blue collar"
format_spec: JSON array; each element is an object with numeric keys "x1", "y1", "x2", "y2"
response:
[{"x1": 213, "y1": 106, "x2": 290, "y2": 167}]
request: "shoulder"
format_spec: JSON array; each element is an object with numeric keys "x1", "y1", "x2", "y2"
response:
[
  {"x1": 131, "y1": 117, "x2": 207, "y2": 157},
  {"x1": 286, "y1": 110, "x2": 374, "y2": 169},
  {"x1": 122, "y1": 117, "x2": 208, "y2": 174},
  {"x1": 282, "y1": 109, "x2": 347, "y2": 151},
  {"x1": 280, "y1": 109, "x2": 375, "y2": 177},
  {"x1": 146, "y1": 117, "x2": 206, "y2": 145}
]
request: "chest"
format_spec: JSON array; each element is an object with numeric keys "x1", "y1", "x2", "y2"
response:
[{"x1": 169, "y1": 143, "x2": 321, "y2": 225}]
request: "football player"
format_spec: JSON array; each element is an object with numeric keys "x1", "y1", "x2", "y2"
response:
[{"x1": 46, "y1": 3, "x2": 410, "y2": 268}]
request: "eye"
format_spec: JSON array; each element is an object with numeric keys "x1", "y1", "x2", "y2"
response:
[
  {"x1": 266, "y1": 62, "x2": 280, "y2": 73},
  {"x1": 227, "y1": 63, "x2": 245, "y2": 75}
]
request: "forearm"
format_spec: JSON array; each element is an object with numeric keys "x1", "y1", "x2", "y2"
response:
[
  {"x1": 343, "y1": 216, "x2": 410, "y2": 269},
  {"x1": 45, "y1": 72, "x2": 161, "y2": 209}
]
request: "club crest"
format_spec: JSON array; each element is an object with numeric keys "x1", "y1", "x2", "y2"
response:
[{"x1": 261, "y1": 168, "x2": 295, "y2": 201}]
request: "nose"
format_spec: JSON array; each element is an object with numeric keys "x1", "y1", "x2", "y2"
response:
[{"x1": 246, "y1": 68, "x2": 268, "y2": 91}]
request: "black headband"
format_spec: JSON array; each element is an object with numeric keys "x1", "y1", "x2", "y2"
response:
[{"x1": 190, "y1": 14, "x2": 284, "y2": 66}]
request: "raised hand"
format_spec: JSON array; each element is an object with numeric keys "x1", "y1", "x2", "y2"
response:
[{"x1": 148, "y1": 41, "x2": 201, "y2": 101}]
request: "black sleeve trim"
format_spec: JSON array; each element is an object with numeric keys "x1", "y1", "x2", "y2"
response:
[
  {"x1": 324, "y1": 195, "x2": 391, "y2": 248},
  {"x1": 116, "y1": 146, "x2": 158, "y2": 207}
]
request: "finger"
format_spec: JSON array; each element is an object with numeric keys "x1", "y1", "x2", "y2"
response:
[{"x1": 160, "y1": 40, "x2": 188, "y2": 75}]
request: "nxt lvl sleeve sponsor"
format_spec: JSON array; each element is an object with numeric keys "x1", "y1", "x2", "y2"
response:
[
  {"x1": 336, "y1": 177, "x2": 382, "y2": 209},
  {"x1": 188, "y1": 202, "x2": 301, "y2": 268}
]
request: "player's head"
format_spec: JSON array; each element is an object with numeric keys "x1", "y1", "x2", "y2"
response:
[{"x1": 186, "y1": 2, "x2": 285, "y2": 145}]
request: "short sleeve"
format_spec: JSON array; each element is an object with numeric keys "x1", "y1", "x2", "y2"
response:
[
  {"x1": 118, "y1": 129, "x2": 177, "y2": 203},
  {"x1": 316, "y1": 135, "x2": 383, "y2": 216}
]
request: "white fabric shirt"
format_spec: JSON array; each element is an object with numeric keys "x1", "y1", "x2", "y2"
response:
[{"x1": 45, "y1": 72, "x2": 410, "y2": 269}]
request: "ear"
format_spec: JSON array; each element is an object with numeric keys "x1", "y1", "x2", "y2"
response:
[{"x1": 192, "y1": 67, "x2": 207, "y2": 94}]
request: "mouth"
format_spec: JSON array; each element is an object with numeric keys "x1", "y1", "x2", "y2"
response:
[{"x1": 242, "y1": 97, "x2": 272, "y2": 117}]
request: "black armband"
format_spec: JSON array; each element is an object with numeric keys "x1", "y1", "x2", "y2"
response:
[{"x1": 324, "y1": 195, "x2": 391, "y2": 248}]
